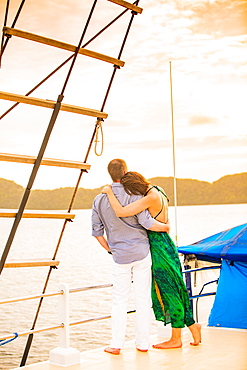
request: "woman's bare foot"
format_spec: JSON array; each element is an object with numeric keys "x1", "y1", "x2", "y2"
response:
[
  {"x1": 189, "y1": 323, "x2": 202, "y2": 346},
  {"x1": 104, "y1": 347, "x2": 121, "y2": 355},
  {"x1": 152, "y1": 339, "x2": 182, "y2": 349}
]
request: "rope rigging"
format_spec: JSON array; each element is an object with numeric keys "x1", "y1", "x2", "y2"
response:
[
  {"x1": 0, "y1": 0, "x2": 141, "y2": 366},
  {"x1": 0, "y1": 4, "x2": 131, "y2": 120},
  {"x1": 0, "y1": 0, "x2": 26, "y2": 65},
  {"x1": 0, "y1": 0, "x2": 10, "y2": 67}
]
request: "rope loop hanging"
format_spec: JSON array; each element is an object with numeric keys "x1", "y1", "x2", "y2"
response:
[{"x1": 94, "y1": 118, "x2": 104, "y2": 156}]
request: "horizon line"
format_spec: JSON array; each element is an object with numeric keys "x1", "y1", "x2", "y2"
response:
[{"x1": 0, "y1": 172, "x2": 246, "y2": 191}]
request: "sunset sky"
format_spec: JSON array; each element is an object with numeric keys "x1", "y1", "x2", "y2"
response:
[{"x1": 0, "y1": 0, "x2": 246, "y2": 190}]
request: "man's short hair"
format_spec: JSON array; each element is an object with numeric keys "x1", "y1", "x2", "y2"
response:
[{"x1": 108, "y1": 159, "x2": 127, "y2": 182}]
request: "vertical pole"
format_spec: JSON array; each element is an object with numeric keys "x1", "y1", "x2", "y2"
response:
[
  {"x1": 184, "y1": 266, "x2": 193, "y2": 312},
  {"x1": 169, "y1": 61, "x2": 178, "y2": 247},
  {"x1": 49, "y1": 284, "x2": 80, "y2": 366},
  {"x1": 58, "y1": 283, "x2": 70, "y2": 348}
]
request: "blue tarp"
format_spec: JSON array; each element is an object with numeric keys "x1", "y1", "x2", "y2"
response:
[
  {"x1": 178, "y1": 223, "x2": 247, "y2": 329},
  {"x1": 178, "y1": 223, "x2": 247, "y2": 263},
  {"x1": 208, "y1": 260, "x2": 247, "y2": 329}
]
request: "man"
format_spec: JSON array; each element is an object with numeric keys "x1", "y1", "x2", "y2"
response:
[{"x1": 91, "y1": 159, "x2": 169, "y2": 355}]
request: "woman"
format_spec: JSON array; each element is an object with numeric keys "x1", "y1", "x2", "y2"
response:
[{"x1": 102, "y1": 171, "x2": 201, "y2": 349}]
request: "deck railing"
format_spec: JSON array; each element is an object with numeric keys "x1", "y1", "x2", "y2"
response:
[{"x1": 0, "y1": 265, "x2": 220, "y2": 366}]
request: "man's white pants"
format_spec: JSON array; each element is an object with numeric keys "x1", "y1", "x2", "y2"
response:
[{"x1": 110, "y1": 252, "x2": 152, "y2": 350}]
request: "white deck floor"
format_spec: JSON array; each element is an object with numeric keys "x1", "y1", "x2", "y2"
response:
[{"x1": 13, "y1": 325, "x2": 247, "y2": 370}]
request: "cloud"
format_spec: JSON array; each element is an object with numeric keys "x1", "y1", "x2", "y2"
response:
[
  {"x1": 112, "y1": 140, "x2": 165, "y2": 150},
  {"x1": 131, "y1": 0, "x2": 247, "y2": 82},
  {"x1": 177, "y1": 135, "x2": 247, "y2": 154},
  {"x1": 112, "y1": 135, "x2": 247, "y2": 152},
  {"x1": 189, "y1": 115, "x2": 218, "y2": 125},
  {"x1": 188, "y1": 0, "x2": 247, "y2": 37}
]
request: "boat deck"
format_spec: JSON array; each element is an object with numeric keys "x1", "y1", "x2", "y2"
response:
[{"x1": 13, "y1": 325, "x2": 247, "y2": 370}]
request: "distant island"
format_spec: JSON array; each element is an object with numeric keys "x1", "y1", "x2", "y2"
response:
[{"x1": 0, "y1": 173, "x2": 246, "y2": 210}]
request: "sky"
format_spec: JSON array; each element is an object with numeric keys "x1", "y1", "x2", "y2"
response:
[{"x1": 0, "y1": 0, "x2": 246, "y2": 190}]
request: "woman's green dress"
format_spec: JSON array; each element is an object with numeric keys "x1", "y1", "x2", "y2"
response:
[{"x1": 148, "y1": 186, "x2": 195, "y2": 328}]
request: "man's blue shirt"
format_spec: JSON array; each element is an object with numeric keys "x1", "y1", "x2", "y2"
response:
[{"x1": 92, "y1": 182, "x2": 154, "y2": 264}]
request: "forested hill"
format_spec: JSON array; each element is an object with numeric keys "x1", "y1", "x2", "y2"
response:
[{"x1": 0, "y1": 173, "x2": 246, "y2": 210}]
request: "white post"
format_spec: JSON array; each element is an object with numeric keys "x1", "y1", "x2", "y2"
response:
[
  {"x1": 50, "y1": 283, "x2": 81, "y2": 367},
  {"x1": 169, "y1": 60, "x2": 179, "y2": 247}
]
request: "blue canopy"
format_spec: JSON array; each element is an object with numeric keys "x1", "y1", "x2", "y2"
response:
[
  {"x1": 178, "y1": 223, "x2": 247, "y2": 263},
  {"x1": 208, "y1": 260, "x2": 247, "y2": 329}
]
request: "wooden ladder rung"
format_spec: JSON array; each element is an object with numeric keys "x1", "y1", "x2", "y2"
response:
[
  {"x1": 0, "y1": 91, "x2": 107, "y2": 119},
  {"x1": 4, "y1": 259, "x2": 60, "y2": 268},
  {"x1": 107, "y1": 0, "x2": 143, "y2": 13},
  {"x1": 0, "y1": 211, "x2": 75, "y2": 219},
  {"x1": 0, "y1": 152, "x2": 91, "y2": 170},
  {"x1": 3, "y1": 27, "x2": 125, "y2": 67}
]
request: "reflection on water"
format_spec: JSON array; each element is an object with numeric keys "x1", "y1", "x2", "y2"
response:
[{"x1": 0, "y1": 204, "x2": 246, "y2": 369}]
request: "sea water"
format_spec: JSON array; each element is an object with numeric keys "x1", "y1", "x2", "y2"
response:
[{"x1": 0, "y1": 204, "x2": 246, "y2": 369}]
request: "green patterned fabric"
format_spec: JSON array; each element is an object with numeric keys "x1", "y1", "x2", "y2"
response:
[{"x1": 148, "y1": 230, "x2": 195, "y2": 328}]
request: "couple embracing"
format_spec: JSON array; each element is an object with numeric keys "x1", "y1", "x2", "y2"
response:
[{"x1": 92, "y1": 159, "x2": 201, "y2": 355}]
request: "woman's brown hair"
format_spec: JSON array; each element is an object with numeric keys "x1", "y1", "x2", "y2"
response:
[{"x1": 120, "y1": 171, "x2": 150, "y2": 195}]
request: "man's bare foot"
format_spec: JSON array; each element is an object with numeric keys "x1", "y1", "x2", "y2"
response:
[
  {"x1": 190, "y1": 323, "x2": 202, "y2": 346},
  {"x1": 152, "y1": 339, "x2": 182, "y2": 349},
  {"x1": 104, "y1": 347, "x2": 121, "y2": 355},
  {"x1": 136, "y1": 348, "x2": 148, "y2": 352}
]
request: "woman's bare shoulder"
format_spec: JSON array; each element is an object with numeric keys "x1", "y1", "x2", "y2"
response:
[{"x1": 147, "y1": 188, "x2": 161, "y2": 200}]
